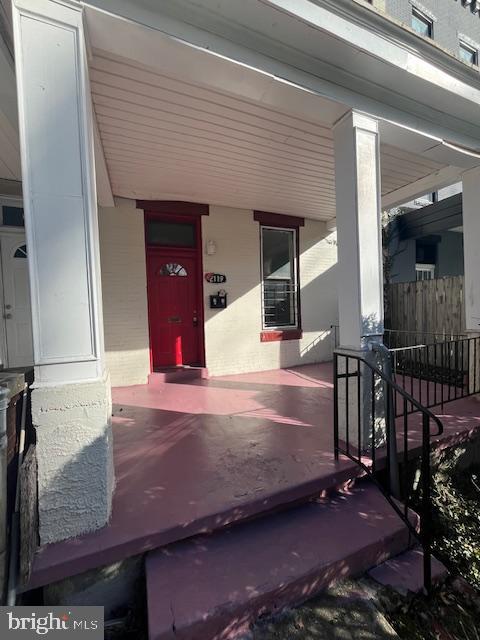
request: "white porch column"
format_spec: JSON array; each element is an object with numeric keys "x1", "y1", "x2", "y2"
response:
[
  {"x1": 461, "y1": 167, "x2": 480, "y2": 395},
  {"x1": 462, "y1": 167, "x2": 480, "y2": 333},
  {"x1": 333, "y1": 111, "x2": 385, "y2": 450},
  {"x1": 333, "y1": 111, "x2": 384, "y2": 348},
  {"x1": 13, "y1": 0, "x2": 113, "y2": 543}
]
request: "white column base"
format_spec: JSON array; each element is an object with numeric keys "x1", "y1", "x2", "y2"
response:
[{"x1": 32, "y1": 373, "x2": 114, "y2": 544}]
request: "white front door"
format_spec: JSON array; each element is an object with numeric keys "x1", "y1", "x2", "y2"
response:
[{"x1": 0, "y1": 232, "x2": 33, "y2": 368}]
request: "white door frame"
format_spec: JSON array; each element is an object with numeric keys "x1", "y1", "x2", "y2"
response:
[{"x1": 0, "y1": 226, "x2": 28, "y2": 368}]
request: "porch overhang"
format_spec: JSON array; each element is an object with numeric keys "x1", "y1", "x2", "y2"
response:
[
  {"x1": 83, "y1": 0, "x2": 480, "y2": 149},
  {"x1": 83, "y1": 2, "x2": 480, "y2": 220}
]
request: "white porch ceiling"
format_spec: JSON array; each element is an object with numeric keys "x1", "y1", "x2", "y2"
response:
[{"x1": 91, "y1": 52, "x2": 447, "y2": 221}]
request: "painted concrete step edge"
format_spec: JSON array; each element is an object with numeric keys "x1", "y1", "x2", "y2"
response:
[
  {"x1": 368, "y1": 547, "x2": 448, "y2": 594},
  {"x1": 148, "y1": 367, "x2": 208, "y2": 384},
  {"x1": 146, "y1": 481, "x2": 418, "y2": 640}
]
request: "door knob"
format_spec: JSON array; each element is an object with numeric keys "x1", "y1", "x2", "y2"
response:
[
  {"x1": 3, "y1": 313, "x2": 12, "y2": 319},
  {"x1": 5, "y1": 304, "x2": 11, "y2": 310}
]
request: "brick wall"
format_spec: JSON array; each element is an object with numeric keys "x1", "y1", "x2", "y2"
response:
[
  {"x1": 202, "y1": 206, "x2": 338, "y2": 377},
  {"x1": 98, "y1": 202, "x2": 338, "y2": 382},
  {"x1": 98, "y1": 199, "x2": 150, "y2": 387}
]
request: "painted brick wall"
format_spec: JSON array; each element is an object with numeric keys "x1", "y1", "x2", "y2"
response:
[
  {"x1": 202, "y1": 206, "x2": 338, "y2": 377},
  {"x1": 98, "y1": 199, "x2": 150, "y2": 386},
  {"x1": 385, "y1": 0, "x2": 480, "y2": 55}
]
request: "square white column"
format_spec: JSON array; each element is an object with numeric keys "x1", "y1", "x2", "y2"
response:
[
  {"x1": 13, "y1": 0, "x2": 113, "y2": 542},
  {"x1": 333, "y1": 111, "x2": 384, "y2": 349},
  {"x1": 462, "y1": 167, "x2": 480, "y2": 397},
  {"x1": 333, "y1": 111, "x2": 385, "y2": 451},
  {"x1": 462, "y1": 167, "x2": 480, "y2": 334}
]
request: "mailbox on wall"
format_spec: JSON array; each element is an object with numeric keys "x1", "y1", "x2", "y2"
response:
[{"x1": 210, "y1": 290, "x2": 227, "y2": 309}]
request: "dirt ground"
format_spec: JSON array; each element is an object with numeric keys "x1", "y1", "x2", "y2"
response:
[{"x1": 252, "y1": 580, "x2": 399, "y2": 640}]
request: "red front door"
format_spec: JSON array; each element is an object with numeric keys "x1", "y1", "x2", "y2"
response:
[{"x1": 147, "y1": 251, "x2": 200, "y2": 368}]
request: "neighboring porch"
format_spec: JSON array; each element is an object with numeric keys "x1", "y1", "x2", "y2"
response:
[{"x1": 29, "y1": 363, "x2": 480, "y2": 591}]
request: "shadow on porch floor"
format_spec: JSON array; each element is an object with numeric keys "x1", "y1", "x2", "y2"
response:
[{"x1": 28, "y1": 362, "x2": 480, "y2": 589}]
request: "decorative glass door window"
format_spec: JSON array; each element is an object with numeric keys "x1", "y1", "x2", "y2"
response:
[
  {"x1": 261, "y1": 227, "x2": 299, "y2": 328},
  {"x1": 159, "y1": 263, "x2": 187, "y2": 277},
  {"x1": 159, "y1": 262, "x2": 187, "y2": 278},
  {"x1": 14, "y1": 244, "x2": 27, "y2": 258}
]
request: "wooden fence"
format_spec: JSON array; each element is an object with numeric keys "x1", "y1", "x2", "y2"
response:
[{"x1": 385, "y1": 275, "x2": 465, "y2": 338}]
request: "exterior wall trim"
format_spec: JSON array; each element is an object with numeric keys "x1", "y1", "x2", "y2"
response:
[
  {"x1": 260, "y1": 329, "x2": 303, "y2": 342},
  {"x1": 409, "y1": 1, "x2": 437, "y2": 23},
  {"x1": 253, "y1": 210, "x2": 304, "y2": 228},
  {"x1": 136, "y1": 201, "x2": 209, "y2": 217},
  {"x1": 458, "y1": 32, "x2": 480, "y2": 52}
]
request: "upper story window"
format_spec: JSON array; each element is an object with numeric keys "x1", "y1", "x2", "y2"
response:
[
  {"x1": 459, "y1": 41, "x2": 478, "y2": 66},
  {"x1": 415, "y1": 264, "x2": 435, "y2": 281},
  {"x1": 416, "y1": 238, "x2": 437, "y2": 266},
  {"x1": 411, "y1": 7, "x2": 433, "y2": 39},
  {"x1": 261, "y1": 227, "x2": 299, "y2": 329}
]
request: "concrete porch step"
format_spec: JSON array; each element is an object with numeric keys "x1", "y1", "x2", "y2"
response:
[
  {"x1": 146, "y1": 481, "x2": 417, "y2": 640},
  {"x1": 368, "y1": 547, "x2": 447, "y2": 594},
  {"x1": 148, "y1": 367, "x2": 208, "y2": 384}
]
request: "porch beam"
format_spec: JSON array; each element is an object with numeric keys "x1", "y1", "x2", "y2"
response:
[
  {"x1": 12, "y1": 0, "x2": 114, "y2": 543},
  {"x1": 333, "y1": 110, "x2": 383, "y2": 349},
  {"x1": 382, "y1": 166, "x2": 465, "y2": 209}
]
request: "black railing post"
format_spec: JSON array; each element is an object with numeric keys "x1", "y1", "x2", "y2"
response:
[
  {"x1": 372, "y1": 343, "x2": 401, "y2": 498},
  {"x1": 421, "y1": 413, "x2": 432, "y2": 594},
  {"x1": 332, "y1": 347, "x2": 442, "y2": 596},
  {"x1": 333, "y1": 352, "x2": 339, "y2": 460}
]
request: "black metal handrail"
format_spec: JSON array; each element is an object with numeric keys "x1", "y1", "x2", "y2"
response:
[
  {"x1": 331, "y1": 326, "x2": 479, "y2": 415},
  {"x1": 384, "y1": 328, "x2": 466, "y2": 350},
  {"x1": 331, "y1": 325, "x2": 466, "y2": 350},
  {"x1": 389, "y1": 335, "x2": 480, "y2": 415},
  {"x1": 333, "y1": 349, "x2": 444, "y2": 593}
]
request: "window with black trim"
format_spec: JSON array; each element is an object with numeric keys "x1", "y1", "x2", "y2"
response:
[
  {"x1": 411, "y1": 7, "x2": 433, "y2": 39},
  {"x1": 261, "y1": 227, "x2": 299, "y2": 329},
  {"x1": 459, "y1": 41, "x2": 478, "y2": 66}
]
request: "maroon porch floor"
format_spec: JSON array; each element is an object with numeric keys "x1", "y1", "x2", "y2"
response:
[{"x1": 29, "y1": 363, "x2": 480, "y2": 589}]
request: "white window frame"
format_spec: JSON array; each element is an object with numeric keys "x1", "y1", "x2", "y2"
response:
[
  {"x1": 415, "y1": 263, "x2": 435, "y2": 281},
  {"x1": 260, "y1": 225, "x2": 299, "y2": 330}
]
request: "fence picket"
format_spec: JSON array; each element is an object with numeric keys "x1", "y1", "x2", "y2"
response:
[{"x1": 386, "y1": 276, "x2": 465, "y2": 336}]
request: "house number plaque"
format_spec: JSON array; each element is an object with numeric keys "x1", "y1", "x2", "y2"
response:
[{"x1": 205, "y1": 273, "x2": 227, "y2": 283}]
